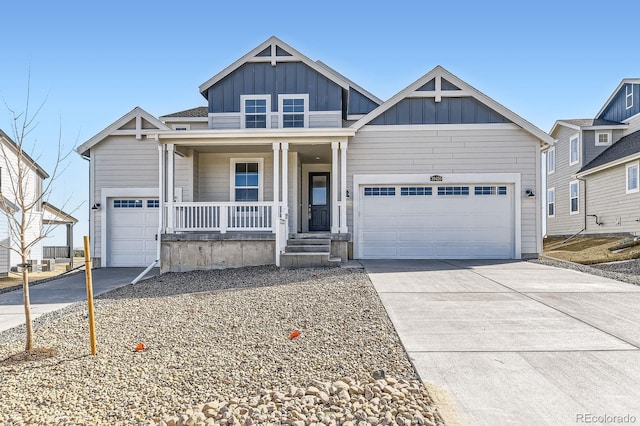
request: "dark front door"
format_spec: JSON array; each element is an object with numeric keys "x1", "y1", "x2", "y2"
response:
[{"x1": 309, "y1": 172, "x2": 330, "y2": 231}]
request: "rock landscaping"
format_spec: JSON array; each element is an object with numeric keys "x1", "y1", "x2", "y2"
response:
[{"x1": 0, "y1": 266, "x2": 445, "y2": 425}]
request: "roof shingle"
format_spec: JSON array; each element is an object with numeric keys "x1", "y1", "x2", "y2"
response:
[
  {"x1": 580, "y1": 130, "x2": 640, "y2": 173},
  {"x1": 161, "y1": 106, "x2": 208, "y2": 118}
]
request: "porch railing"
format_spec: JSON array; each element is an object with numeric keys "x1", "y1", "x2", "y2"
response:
[
  {"x1": 43, "y1": 246, "x2": 71, "y2": 259},
  {"x1": 173, "y1": 202, "x2": 275, "y2": 233}
]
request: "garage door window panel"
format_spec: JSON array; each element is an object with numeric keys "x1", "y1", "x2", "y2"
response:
[
  {"x1": 474, "y1": 186, "x2": 507, "y2": 195},
  {"x1": 437, "y1": 186, "x2": 469, "y2": 196},
  {"x1": 364, "y1": 187, "x2": 396, "y2": 196},
  {"x1": 113, "y1": 199, "x2": 143, "y2": 208},
  {"x1": 401, "y1": 187, "x2": 432, "y2": 196}
]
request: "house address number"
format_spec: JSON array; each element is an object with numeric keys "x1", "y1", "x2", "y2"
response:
[{"x1": 429, "y1": 175, "x2": 443, "y2": 182}]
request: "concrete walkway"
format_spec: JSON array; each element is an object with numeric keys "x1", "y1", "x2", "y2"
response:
[
  {"x1": 362, "y1": 259, "x2": 640, "y2": 426},
  {"x1": 0, "y1": 268, "x2": 156, "y2": 333}
]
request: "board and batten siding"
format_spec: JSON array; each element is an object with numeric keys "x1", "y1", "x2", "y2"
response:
[
  {"x1": 599, "y1": 83, "x2": 640, "y2": 123},
  {"x1": 584, "y1": 165, "x2": 640, "y2": 234},
  {"x1": 546, "y1": 126, "x2": 585, "y2": 236},
  {"x1": 347, "y1": 125, "x2": 541, "y2": 255}
]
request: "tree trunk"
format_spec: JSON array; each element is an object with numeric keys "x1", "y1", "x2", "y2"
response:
[{"x1": 22, "y1": 254, "x2": 33, "y2": 351}]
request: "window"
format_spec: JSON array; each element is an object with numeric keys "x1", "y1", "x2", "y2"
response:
[
  {"x1": 401, "y1": 187, "x2": 432, "y2": 196},
  {"x1": 147, "y1": 200, "x2": 160, "y2": 208},
  {"x1": 627, "y1": 163, "x2": 639, "y2": 194},
  {"x1": 595, "y1": 131, "x2": 611, "y2": 146},
  {"x1": 569, "y1": 181, "x2": 579, "y2": 214},
  {"x1": 547, "y1": 188, "x2": 555, "y2": 217},
  {"x1": 231, "y1": 159, "x2": 263, "y2": 201},
  {"x1": 437, "y1": 186, "x2": 469, "y2": 196},
  {"x1": 474, "y1": 186, "x2": 507, "y2": 195},
  {"x1": 241, "y1": 95, "x2": 270, "y2": 129},
  {"x1": 626, "y1": 85, "x2": 634, "y2": 110},
  {"x1": 279, "y1": 94, "x2": 308, "y2": 128},
  {"x1": 547, "y1": 147, "x2": 555, "y2": 174},
  {"x1": 569, "y1": 135, "x2": 580, "y2": 166},
  {"x1": 364, "y1": 187, "x2": 396, "y2": 196},
  {"x1": 113, "y1": 199, "x2": 143, "y2": 208},
  {"x1": 171, "y1": 124, "x2": 190, "y2": 131}
]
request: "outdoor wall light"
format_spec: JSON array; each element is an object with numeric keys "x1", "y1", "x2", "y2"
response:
[
  {"x1": 91, "y1": 203, "x2": 101, "y2": 210},
  {"x1": 525, "y1": 189, "x2": 535, "y2": 198}
]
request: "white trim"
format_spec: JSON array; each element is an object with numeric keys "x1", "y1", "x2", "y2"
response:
[
  {"x1": 347, "y1": 114, "x2": 366, "y2": 121},
  {"x1": 171, "y1": 124, "x2": 191, "y2": 131},
  {"x1": 596, "y1": 79, "x2": 640, "y2": 118},
  {"x1": 550, "y1": 120, "x2": 581, "y2": 134},
  {"x1": 622, "y1": 111, "x2": 640, "y2": 124},
  {"x1": 100, "y1": 187, "x2": 159, "y2": 267},
  {"x1": 240, "y1": 94, "x2": 271, "y2": 129},
  {"x1": 626, "y1": 162, "x2": 639, "y2": 194},
  {"x1": 161, "y1": 117, "x2": 209, "y2": 123},
  {"x1": 278, "y1": 94, "x2": 309, "y2": 128},
  {"x1": 77, "y1": 107, "x2": 170, "y2": 156},
  {"x1": 626, "y1": 84, "x2": 634, "y2": 110},
  {"x1": 199, "y1": 36, "x2": 350, "y2": 93},
  {"x1": 351, "y1": 65, "x2": 555, "y2": 146},
  {"x1": 155, "y1": 128, "x2": 355, "y2": 141},
  {"x1": 352, "y1": 173, "x2": 521, "y2": 259},
  {"x1": 569, "y1": 134, "x2": 580, "y2": 166},
  {"x1": 595, "y1": 130, "x2": 611, "y2": 146},
  {"x1": 547, "y1": 187, "x2": 555, "y2": 218},
  {"x1": 230, "y1": 158, "x2": 264, "y2": 201},
  {"x1": 547, "y1": 147, "x2": 555, "y2": 174},
  {"x1": 569, "y1": 180, "x2": 579, "y2": 215},
  {"x1": 577, "y1": 152, "x2": 640, "y2": 177}
]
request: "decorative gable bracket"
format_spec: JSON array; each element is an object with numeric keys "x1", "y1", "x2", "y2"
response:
[{"x1": 405, "y1": 75, "x2": 470, "y2": 103}]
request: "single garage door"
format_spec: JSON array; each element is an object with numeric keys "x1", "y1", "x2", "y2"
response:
[
  {"x1": 359, "y1": 184, "x2": 514, "y2": 259},
  {"x1": 108, "y1": 198, "x2": 159, "y2": 266}
]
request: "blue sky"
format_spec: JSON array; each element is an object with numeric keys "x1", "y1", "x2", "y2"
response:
[{"x1": 0, "y1": 0, "x2": 638, "y2": 246}]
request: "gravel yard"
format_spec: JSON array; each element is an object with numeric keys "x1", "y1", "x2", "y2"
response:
[
  {"x1": 0, "y1": 266, "x2": 444, "y2": 425},
  {"x1": 535, "y1": 258, "x2": 640, "y2": 286}
]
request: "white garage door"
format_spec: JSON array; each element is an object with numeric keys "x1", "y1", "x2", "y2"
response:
[
  {"x1": 359, "y1": 184, "x2": 514, "y2": 259},
  {"x1": 108, "y1": 198, "x2": 159, "y2": 267}
]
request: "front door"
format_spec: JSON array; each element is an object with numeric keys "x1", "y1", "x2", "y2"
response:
[{"x1": 309, "y1": 172, "x2": 330, "y2": 231}]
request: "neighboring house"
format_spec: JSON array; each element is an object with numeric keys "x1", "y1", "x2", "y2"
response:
[
  {"x1": 0, "y1": 129, "x2": 76, "y2": 276},
  {"x1": 76, "y1": 36, "x2": 553, "y2": 272},
  {"x1": 546, "y1": 79, "x2": 640, "y2": 237}
]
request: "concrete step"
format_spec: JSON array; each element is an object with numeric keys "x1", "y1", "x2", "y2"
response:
[
  {"x1": 286, "y1": 239, "x2": 331, "y2": 246},
  {"x1": 289, "y1": 233, "x2": 332, "y2": 239},
  {"x1": 285, "y1": 245, "x2": 330, "y2": 253},
  {"x1": 280, "y1": 252, "x2": 341, "y2": 268}
]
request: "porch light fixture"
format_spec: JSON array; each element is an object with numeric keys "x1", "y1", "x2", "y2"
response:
[
  {"x1": 315, "y1": 156, "x2": 321, "y2": 160},
  {"x1": 525, "y1": 189, "x2": 535, "y2": 198},
  {"x1": 91, "y1": 203, "x2": 101, "y2": 210}
]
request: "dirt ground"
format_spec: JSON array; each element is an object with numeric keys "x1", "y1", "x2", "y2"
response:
[
  {"x1": 0, "y1": 258, "x2": 84, "y2": 290},
  {"x1": 543, "y1": 236, "x2": 640, "y2": 264}
]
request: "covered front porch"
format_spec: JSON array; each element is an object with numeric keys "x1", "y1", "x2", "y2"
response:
[{"x1": 155, "y1": 129, "x2": 353, "y2": 271}]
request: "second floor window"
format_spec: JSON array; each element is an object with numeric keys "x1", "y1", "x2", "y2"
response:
[
  {"x1": 547, "y1": 147, "x2": 555, "y2": 174},
  {"x1": 626, "y1": 85, "x2": 634, "y2": 110},
  {"x1": 241, "y1": 95, "x2": 270, "y2": 129},
  {"x1": 569, "y1": 135, "x2": 579, "y2": 166},
  {"x1": 279, "y1": 94, "x2": 308, "y2": 128}
]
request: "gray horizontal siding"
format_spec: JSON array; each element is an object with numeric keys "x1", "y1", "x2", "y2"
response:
[
  {"x1": 197, "y1": 153, "x2": 274, "y2": 202},
  {"x1": 348, "y1": 126, "x2": 540, "y2": 254},
  {"x1": 599, "y1": 83, "x2": 640, "y2": 123},
  {"x1": 584, "y1": 165, "x2": 640, "y2": 234},
  {"x1": 309, "y1": 112, "x2": 341, "y2": 128},
  {"x1": 210, "y1": 114, "x2": 241, "y2": 129},
  {"x1": 208, "y1": 62, "x2": 342, "y2": 113},
  {"x1": 370, "y1": 97, "x2": 510, "y2": 125}
]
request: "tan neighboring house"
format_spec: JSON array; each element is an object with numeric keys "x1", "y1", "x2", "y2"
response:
[
  {"x1": 546, "y1": 79, "x2": 640, "y2": 237},
  {"x1": 77, "y1": 36, "x2": 554, "y2": 272},
  {"x1": 0, "y1": 129, "x2": 76, "y2": 276}
]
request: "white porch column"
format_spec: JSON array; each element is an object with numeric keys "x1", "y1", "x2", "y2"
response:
[
  {"x1": 339, "y1": 141, "x2": 348, "y2": 233},
  {"x1": 331, "y1": 142, "x2": 339, "y2": 233},
  {"x1": 272, "y1": 142, "x2": 280, "y2": 233},
  {"x1": 166, "y1": 143, "x2": 175, "y2": 233},
  {"x1": 157, "y1": 143, "x2": 165, "y2": 239},
  {"x1": 281, "y1": 142, "x2": 289, "y2": 220}
]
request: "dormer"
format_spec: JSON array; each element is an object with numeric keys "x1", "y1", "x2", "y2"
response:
[
  {"x1": 596, "y1": 79, "x2": 640, "y2": 123},
  {"x1": 198, "y1": 37, "x2": 381, "y2": 130}
]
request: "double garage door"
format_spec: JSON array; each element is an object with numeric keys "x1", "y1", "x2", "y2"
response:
[
  {"x1": 108, "y1": 198, "x2": 159, "y2": 267},
  {"x1": 359, "y1": 183, "x2": 515, "y2": 259}
]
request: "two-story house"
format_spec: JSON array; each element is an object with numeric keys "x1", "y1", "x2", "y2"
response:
[
  {"x1": 546, "y1": 79, "x2": 640, "y2": 237},
  {"x1": 77, "y1": 37, "x2": 554, "y2": 272}
]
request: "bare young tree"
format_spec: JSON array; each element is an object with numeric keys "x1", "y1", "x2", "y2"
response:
[{"x1": 0, "y1": 81, "x2": 73, "y2": 351}]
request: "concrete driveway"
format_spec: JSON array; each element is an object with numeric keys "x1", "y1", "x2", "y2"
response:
[
  {"x1": 362, "y1": 259, "x2": 640, "y2": 426},
  {"x1": 0, "y1": 268, "x2": 157, "y2": 333}
]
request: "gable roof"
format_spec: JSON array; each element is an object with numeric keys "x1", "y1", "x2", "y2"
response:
[
  {"x1": 549, "y1": 118, "x2": 627, "y2": 135},
  {"x1": 596, "y1": 78, "x2": 640, "y2": 119},
  {"x1": 351, "y1": 65, "x2": 555, "y2": 145},
  {"x1": 0, "y1": 129, "x2": 49, "y2": 179},
  {"x1": 578, "y1": 130, "x2": 640, "y2": 176},
  {"x1": 160, "y1": 106, "x2": 208, "y2": 118},
  {"x1": 199, "y1": 36, "x2": 353, "y2": 96},
  {"x1": 76, "y1": 107, "x2": 170, "y2": 157},
  {"x1": 42, "y1": 201, "x2": 78, "y2": 224}
]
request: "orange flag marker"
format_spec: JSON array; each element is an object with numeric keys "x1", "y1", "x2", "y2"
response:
[{"x1": 289, "y1": 330, "x2": 300, "y2": 339}]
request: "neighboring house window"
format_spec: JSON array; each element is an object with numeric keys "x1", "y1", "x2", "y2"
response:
[
  {"x1": 279, "y1": 94, "x2": 309, "y2": 128},
  {"x1": 595, "y1": 131, "x2": 611, "y2": 146},
  {"x1": 547, "y1": 147, "x2": 555, "y2": 174},
  {"x1": 241, "y1": 95, "x2": 270, "y2": 129},
  {"x1": 627, "y1": 163, "x2": 639, "y2": 194},
  {"x1": 626, "y1": 85, "x2": 634, "y2": 110},
  {"x1": 547, "y1": 188, "x2": 555, "y2": 218},
  {"x1": 569, "y1": 181, "x2": 579, "y2": 214},
  {"x1": 231, "y1": 158, "x2": 263, "y2": 201},
  {"x1": 171, "y1": 124, "x2": 190, "y2": 131},
  {"x1": 569, "y1": 135, "x2": 580, "y2": 166}
]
